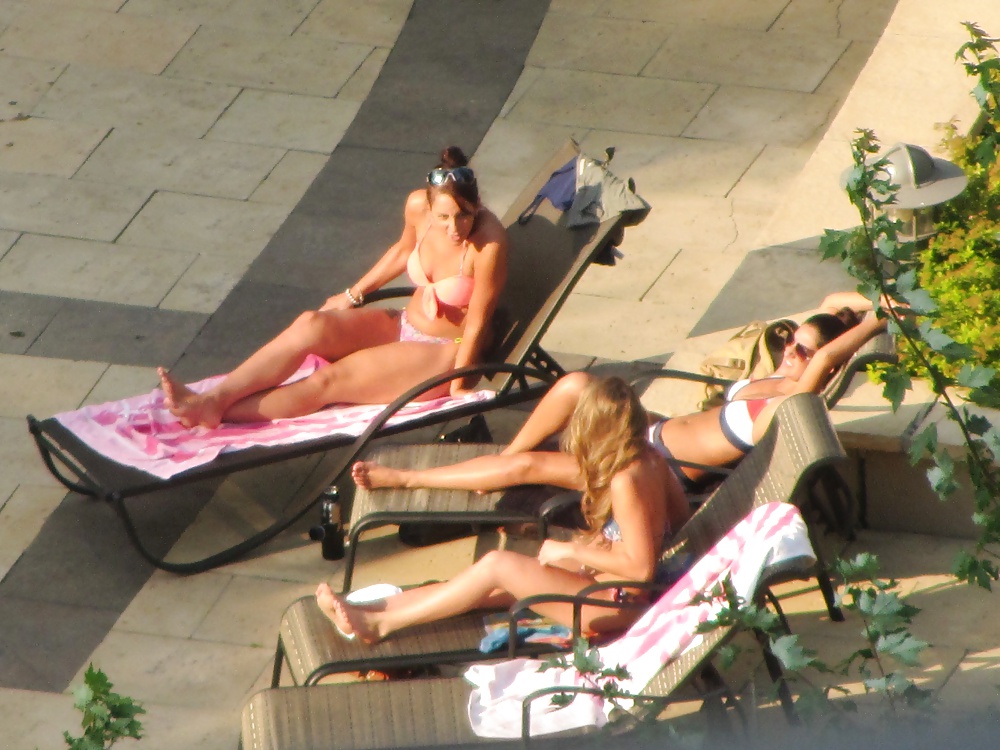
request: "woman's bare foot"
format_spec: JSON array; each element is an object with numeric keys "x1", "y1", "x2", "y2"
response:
[
  {"x1": 351, "y1": 461, "x2": 409, "y2": 490},
  {"x1": 315, "y1": 583, "x2": 380, "y2": 644},
  {"x1": 157, "y1": 367, "x2": 225, "y2": 429}
]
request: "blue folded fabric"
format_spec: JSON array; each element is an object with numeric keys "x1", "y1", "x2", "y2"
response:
[{"x1": 479, "y1": 619, "x2": 572, "y2": 653}]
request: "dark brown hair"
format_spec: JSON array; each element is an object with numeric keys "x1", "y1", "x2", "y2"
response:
[
  {"x1": 427, "y1": 145, "x2": 480, "y2": 213},
  {"x1": 803, "y1": 307, "x2": 862, "y2": 348}
]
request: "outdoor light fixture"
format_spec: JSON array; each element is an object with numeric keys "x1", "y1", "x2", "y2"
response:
[{"x1": 879, "y1": 142, "x2": 968, "y2": 242}]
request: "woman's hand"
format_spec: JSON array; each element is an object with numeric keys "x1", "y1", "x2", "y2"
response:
[
  {"x1": 537, "y1": 540, "x2": 577, "y2": 568},
  {"x1": 449, "y1": 377, "x2": 474, "y2": 398},
  {"x1": 319, "y1": 293, "x2": 354, "y2": 312}
]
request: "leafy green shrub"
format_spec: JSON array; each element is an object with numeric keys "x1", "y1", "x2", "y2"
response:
[
  {"x1": 63, "y1": 665, "x2": 144, "y2": 750},
  {"x1": 900, "y1": 23, "x2": 1000, "y2": 381}
]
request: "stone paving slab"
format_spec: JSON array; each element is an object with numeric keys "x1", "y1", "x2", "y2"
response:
[
  {"x1": 165, "y1": 25, "x2": 373, "y2": 98},
  {"x1": 295, "y1": 0, "x2": 411, "y2": 47},
  {"x1": 247, "y1": 150, "x2": 330, "y2": 208},
  {"x1": 0, "y1": 290, "x2": 64, "y2": 356},
  {"x1": 599, "y1": 0, "x2": 791, "y2": 31},
  {"x1": 26, "y1": 299, "x2": 207, "y2": 368},
  {"x1": 76, "y1": 128, "x2": 287, "y2": 199},
  {"x1": 0, "y1": 55, "x2": 64, "y2": 121},
  {"x1": 0, "y1": 172, "x2": 151, "y2": 242},
  {"x1": 34, "y1": 65, "x2": 239, "y2": 137},
  {"x1": 0, "y1": 235, "x2": 195, "y2": 307},
  {"x1": 0, "y1": 6, "x2": 197, "y2": 76},
  {"x1": 645, "y1": 27, "x2": 849, "y2": 93},
  {"x1": 120, "y1": 0, "x2": 319, "y2": 36},
  {"x1": 0, "y1": 118, "x2": 108, "y2": 178}
]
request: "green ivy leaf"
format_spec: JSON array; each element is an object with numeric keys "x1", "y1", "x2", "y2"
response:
[
  {"x1": 876, "y1": 631, "x2": 929, "y2": 666},
  {"x1": 768, "y1": 634, "x2": 817, "y2": 672},
  {"x1": 958, "y1": 364, "x2": 996, "y2": 389},
  {"x1": 908, "y1": 423, "x2": 937, "y2": 466},
  {"x1": 901, "y1": 289, "x2": 937, "y2": 314},
  {"x1": 882, "y1": 368, "x2": 911, "y2": 412}
]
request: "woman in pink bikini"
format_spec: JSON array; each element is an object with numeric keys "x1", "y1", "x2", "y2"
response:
[
  {"x1": 158, "y1": 146, "x2": 508, "y2": 429},
  {"x1": 351, "y1": 292, "x2": 890, "y2": 495}
]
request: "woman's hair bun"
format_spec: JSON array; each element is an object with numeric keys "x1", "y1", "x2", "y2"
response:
[{"x1": 439, "y1": 146, "x2": 469, "y2": 169}]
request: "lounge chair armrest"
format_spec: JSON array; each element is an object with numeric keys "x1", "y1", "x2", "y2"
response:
[
  {"x1": 505, "y1": 588, "x2": 653, "y2": 659},
  {"x1": 361, "y1": 287, "x2": 412, "y2": 305},
  {"x1": 629, "y1": 368, "x2": 734, "y2": 389},
  {"x1": 518, "y1": 686, "x2": 678, "y2": 742},
  {"x1": 538, "y1": 491, "x2": 583, "y2": 522}
]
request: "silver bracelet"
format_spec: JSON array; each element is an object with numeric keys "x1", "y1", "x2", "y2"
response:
[{"x1": 345, "y1": 287, "x2": 364, "y2": 307}]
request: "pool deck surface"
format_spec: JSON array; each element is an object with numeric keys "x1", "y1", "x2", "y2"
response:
[{"x1": 3, "y1": 0, "x2": 1000, "y2": 746}]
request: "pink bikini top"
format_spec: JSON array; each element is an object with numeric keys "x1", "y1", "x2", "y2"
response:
[{"x1": 406, "y1": 226, "x2": 475, "y2": 318}]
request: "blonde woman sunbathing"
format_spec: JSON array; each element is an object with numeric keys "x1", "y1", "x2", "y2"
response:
[
  {"x1": 158, "y1": 146, "x2": 508, "y2": 429},
  {"x1": 315, "y1": 376, "x2": 691, "y2": 643},
  {"x1": 352, "y1": 291, "x2": 887, "y2": 495}
]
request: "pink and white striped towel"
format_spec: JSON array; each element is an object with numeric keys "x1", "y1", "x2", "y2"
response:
[
  {"x1": 54, "y1": 355, "x2": 495, "y2": 480},
  {"x1": 464, "y1": 501, "x2": 815, "y2": 738}
]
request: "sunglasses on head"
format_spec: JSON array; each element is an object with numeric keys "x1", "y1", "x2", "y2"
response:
[{"x1": 427, "y1": 167, "x2": 476, "y2": 186}]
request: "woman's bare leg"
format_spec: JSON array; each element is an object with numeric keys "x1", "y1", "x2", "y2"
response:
[
  {"x1": 351, "y1": 451, "x2": 582, "y2": 492},
  {"x1": 217, "y1": 339, "x2": 461, "y2": 422},
  {"x1": 315, "y1": 549, "x2": 622, "y2": 644},
  {"x1": 503, "y1": 371, "x2": 595, "y2": 454},
  {"x1": 160, "y1": 308, "x2": 401, "y2": 428}
]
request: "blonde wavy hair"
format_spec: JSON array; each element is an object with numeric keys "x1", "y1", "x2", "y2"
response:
[{"x1": 560, "y1": 376, "x2": 648, "y2": 542}]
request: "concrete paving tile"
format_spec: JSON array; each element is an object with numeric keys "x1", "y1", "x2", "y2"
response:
[
  {"x1": 0, "y1": 56, "x2": 65, "y2": 121},
  {"x1": 207, "y1": 88, "x2": 359, "y2": 154},
  {"x1": 0, "y1": 172, "x2": 151, "y2": 242},
  {"x1": 0, "y1": 354, "x2": 105, "y2": 417},
  {"x1": 0, "y1": 290, "x2": 63, "y2": 356},
  {"x1": 117, "y1": 191, "x2": 288, "y2": 261},
  {"x1": 157, "y1": 252, "x2": 251, "y2": 314},
  {"x1": 624, "y1": 194, "x2": 748, "y2": 254},
  {"x1": 76, "y1": 127, "x2": 285, "y2": 199},
  {"x1": 507, "y1": 68, "x2": 715, "y2": 136},
  {"x1": 34, "y1": 64, "x2": 239, "y2": 137},
  {"x1": 336, "y1": 46, "x2": 390, "y2": 103},
  {"x1": 550, "y1": 0, "x2": 604, "y2": 13},
  {"x1": 0, "y1": 594, "x2": 121, "y2": 692},
  {"x1": 0, "y1": 234, "x2": 192, "y2": 306},
  {"x1": 888, "y1": 0, "x2": 1000, "y2": 42},
  {"x1": 296, "y1": 0, "x2": 411, "y2": 47},
  {"x1": 540, "y1": 294, "x2": 688, "y2": 362},
  {"x1": 0, "y1": 484, "x2": 66, "y2": 583},
  {"x1": 581, "y1": 130, "x2": 763, "y2": 199},
  {"x1": 165, "y1": 25, "x2": 372, "y2": 98},
  {"x1": 27, "y1": 299, "x2": 207, "y2": 368},
  {"x1": 119, "y1": 700, "x2": 239, "y2": 750},
  {"x1": 75, "y1": 630, "x2": 268, "y2": 710},
  {"x1": 473, "y1": 118, "x2": 582, "y2": 218},
  {"x1": 83, "y1": 364, "x2": 159, "y2": 406},
  {"x1": 642, "y1": 245, "x2": 745, "y2": 328},
  {"x1": 824, "y1": 33, "x2": 976, "y2": 149},
  {"x1": 773, "y1": 0, "x2": 898, "y2": 41},
  {"x1": 0, "y1": 228, "x2": 16, "y2": 254},
  {"x1": 758, "y1": 139, "x2": 867, "y2": 247},
  {"x1": 644, "y1": 27, "x2": 848, "y2": 94},
  {"x1": 345, "y1": 532, "x2": 481, "y2": 592},
  {"x1": 0, "y1": 117, "x2": 108, "y2": 177},
  {"x1": 569, "y1": 219, "x2": 681, "y2": 301},
  {"x1": 813, "y1": 39, "x2": 878, "y2": 105},
  {"x1": 600, "y1": 0, "x2": 789, "y2": 32},
  {"x1": 727, "y1": 144, "x2": 813, "y2": 207},
  {"x1": 683, "y1": 86, "x2": 840, "y2": 146},
  {"x1": 116, "y1": 570, "x2": 231, "y2": 638},
  {"x1": 687, "y1": 244, "x2": 856, "y2": 335},
  {"x1": 0, "y1": 7, "x2": 196, "y2": 75},
  {"x1": 121, "y1": 0, "x2": 317, "y2": 34},
  {"x1": 497, "y1": 65, "x2": 545, "y2": 119},
  {"x1": 2, "y1": 687, "x2": 78, "y2": 750},
  {"x1": 192, "y1": 575, "x2": 316, "y2": 647},
  {"x1": 248, "y1": 149, "x2": 328, "y2": 207},
  {"x1": 527, "y1": 12, "x2": 671, "y2": 75}
]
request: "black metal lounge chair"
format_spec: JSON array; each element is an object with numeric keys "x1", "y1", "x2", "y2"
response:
[
  {"x1": 243, "y1": 502, "x2": 817, "y2": 750},
  {"x1": 270, "y1": 393, "x2": 846, "y2": 690},
  {"x1": 24, "y1": 140, "x2": 643, "y2": 574}
]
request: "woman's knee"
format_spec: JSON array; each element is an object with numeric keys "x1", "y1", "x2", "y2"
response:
[{"x1": 288, "y1": 310, "x2": 335, "y2": 345}]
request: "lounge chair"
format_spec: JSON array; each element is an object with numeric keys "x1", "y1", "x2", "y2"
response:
[
  {"x1": 242, "y1": 502, "x2": 815, "y2": 749},
  {"x1": 270, "y1": 392, "x2": 845, "y2": 689},
  {"x1": 24, "y1": 140, "x2": 643, "y2": 574}
]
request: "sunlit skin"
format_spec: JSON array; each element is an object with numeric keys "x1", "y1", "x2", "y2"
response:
[
  {"x1": 157, "y1": 184, "x2": 508, "y2": 429},
  {"x1": 351, "y1": 293, "x2": 889, "y2": 493}
]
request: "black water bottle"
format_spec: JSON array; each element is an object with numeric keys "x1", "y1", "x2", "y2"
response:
[{"x1": 308, "y1": 487, "x2": 345, "y2": 561}]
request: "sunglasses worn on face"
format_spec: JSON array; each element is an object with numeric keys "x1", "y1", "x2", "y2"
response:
[
  {"x1": 427, "y1": 167, "x2": 476, "y2": 186},
  {"x1": 789, "y1": 338, "x2": 816, "y2": 360}
]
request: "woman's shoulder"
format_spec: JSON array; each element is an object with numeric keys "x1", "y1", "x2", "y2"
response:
[
  {"x1": 470, "y1": 209, "x2": 508, "y2": 249},
  {"x1": 403, "y1": 190, "x2": 430, "y2": 221}
]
